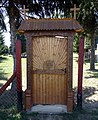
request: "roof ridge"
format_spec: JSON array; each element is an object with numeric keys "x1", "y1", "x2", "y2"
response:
[{"x1": 25, "y1": 18, "x2": 75, "y2": 21}]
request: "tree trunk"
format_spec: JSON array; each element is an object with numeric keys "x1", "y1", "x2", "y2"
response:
[
  {"x1": 7, "y1": 0, "x2": 17, "y2": 90},
  {"x1": 90, "y1": 32, "x2": 95, "y2": 70}
]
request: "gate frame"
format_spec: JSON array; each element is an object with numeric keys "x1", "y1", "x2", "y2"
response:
[
  {"x1": 25, "y1": 31, "x2": 74, "y2": 112},
  {"x1": 18, "y1": 18, "x2": 83, "y2": 112}
]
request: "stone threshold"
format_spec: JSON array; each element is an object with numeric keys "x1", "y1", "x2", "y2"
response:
[{"x1": 27, "y1": 105, "x2": 67, "y2": 114}]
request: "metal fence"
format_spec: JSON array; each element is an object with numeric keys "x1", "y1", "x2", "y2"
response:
[{"x1": 0, "y1": 80, "x2": 17, "y2": 110}]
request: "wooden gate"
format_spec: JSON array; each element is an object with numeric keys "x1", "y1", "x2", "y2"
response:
[{"x1": 32, "y1": 36, "x2": 68, "y2": 105}]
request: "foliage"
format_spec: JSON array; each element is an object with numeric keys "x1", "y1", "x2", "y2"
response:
[
  {"x1": 0, "y1": 32, "x2": 8, "y2": 55},
  {"x1": 78, "y1": 0, "x2": 98, "y2": 34},
  {"x1": 0, "y1": 10, "x2": 6, "y2": 31},
  {"x1": 77, "y1": 0, "x2": 98, "y2": 70},
  {"x1": 20, "y1": 34, "x2": 26, "y2": 53},
  {"x1": 0, "y1": 107, "x2": 26, "y2": 120},
  {"x1": 16, "y1": 33, "x2": 26, "y2": 53},
  {"x1": 0, "y1": 0, "x2": 98, "y2": 70},
  {"x1": 0, "y1": 0, "x2": 74, "y2": 26},
  {"x1": 29, "y1": 0, "x2": 71, "y2": 18},
  {"x1": 0, "y1": 0, "x2": 78, "y2": 56},
  {"x1": 73, "y1": 33, "x2": 79, "y2": 53},
  {"x1": 84, "y1": 35, "x2": 91, "y2": 49}
]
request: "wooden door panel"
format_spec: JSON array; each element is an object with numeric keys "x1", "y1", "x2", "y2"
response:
[
  {"x1": 32, "y1": 36, "x2": 67, "y2": 70},
  {"x1": 32, "y1": 74, "x2": 66, "y2": 104},
  {"x1": 32, "y1": 36, "x2": 68, "y2": 104}
]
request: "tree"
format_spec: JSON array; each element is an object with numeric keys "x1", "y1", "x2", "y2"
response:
[
  {"x1": 2, "y1": 0, "x2": 98, "y2": 87},
  {"x1": 0, "y1": 32, "x2": 8, "y2": 55},
  {"x1": 73, "y1": 33, "x2": 79, "y2": 53},
  {"x1": 0, "y1": 32, "x2": 4, "y2": 55},
  {"x1": 0, "y1": 0, "x2": 73, "y2": 57},
  {"x1": 32, "y1": 0, "x2": 72, "y2": 18},
  {"x1": 0, "y1": 9, "x2": 6, "y2": 31},
  {"x1": 78, "y1": 0, "x2": 98, "y2": 70}
]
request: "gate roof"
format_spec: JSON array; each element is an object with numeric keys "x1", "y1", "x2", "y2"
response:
[{"x1": 18, "y1": 18, "x2": 83, "y2": 32}]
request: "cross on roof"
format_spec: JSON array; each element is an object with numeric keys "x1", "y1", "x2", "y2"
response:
[
  {"x1": 20, "y1": 5, "x2": 29, "y2": 20},
  {"x1": 70, "y1": 4, "x2": 80, "y2": 19}
]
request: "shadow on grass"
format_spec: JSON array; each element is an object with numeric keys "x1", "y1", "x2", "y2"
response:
[
  {"x1": 0, "y1": 70, "x2": 8, "y2": 86},
  {"x1": 0, "y1": 56, "x2": 8, "y2": 63},
  {"x1": 84, "y1": 59, "x2": 90, "y2": 63},
  {"x1": 74, "y1": 86, "x2": 98, "y2": 111},
  {"x1": 84, "y1": 69, "x2": 98, "y2": 79},
  {"x1": 0, "y1": 83, "x2": 3, "y2": 87}
]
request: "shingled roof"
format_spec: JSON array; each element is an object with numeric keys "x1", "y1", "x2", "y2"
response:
[{"x1": 18, "y1": 18, "x2": 83, "y2": 32}]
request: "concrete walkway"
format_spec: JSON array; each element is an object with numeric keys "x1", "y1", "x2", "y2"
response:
[{"x1": 29, "y1": 105, "x2": 67, "y2": 114}]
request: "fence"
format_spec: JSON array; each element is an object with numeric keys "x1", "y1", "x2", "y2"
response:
[
  {"x1": 0, "y1": 77, "x2": 17, "y2": 109},
  {"x1": 0, "y1": 40, "x2": 23, "y2": 112}
]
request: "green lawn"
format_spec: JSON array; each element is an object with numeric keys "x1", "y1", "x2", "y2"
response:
[
  {"x1": 0, "y1": 55, "x2": 13, "y2": 87},
  {"x1": 0, "y1": 55, "x2": 27, "y2": 90}
]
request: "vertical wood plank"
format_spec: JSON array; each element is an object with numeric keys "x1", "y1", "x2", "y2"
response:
[
  {"x1": 40, "y1": 74, "x2": 43, "y2": 104},
  {"x1": 48, "y1": 75, "x2": 50, "y2": 104},
  {"x1": 25, "y1": 33, "x2": 33, "y2": 90},
  {"x1": 43, "y1": 74, "x2": 46, "y2": 104},
  {"x1": 52, "y1": 74, "x2": 54, "y2": 104},
  {"x1": 67, "y1": 34, "x2": 74, "y2": 91},
  {"x1": 16, "y1": 40, "x2": 22, "y2": 92}
]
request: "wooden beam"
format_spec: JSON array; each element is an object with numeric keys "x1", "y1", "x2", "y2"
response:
[
  {"x1": 0, "y1": 72, "x2": 16, "y2": 94},
  {"x1": 77, "y1": 36, "x2": 84, "y2": 109},
  {"x1": 16, "y1": 40, "x2": 22, "y2": 92},
  {"x1": 16, "y1": 39, "x2": 23, "y2": 111}
]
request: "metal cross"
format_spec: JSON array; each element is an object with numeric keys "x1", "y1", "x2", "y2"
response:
[
  {"x1": 20, "y1": 5, "x2": 29, "y2": 20},
  {"x1": 70, "y1": 4, "x2": 80, "y2": 19}
]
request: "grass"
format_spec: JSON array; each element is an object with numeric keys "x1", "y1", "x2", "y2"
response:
[
  {"x1": 0, "y1": 53, "x2": 98, "y2": 119},
  {"x1": 73, "y1": 53, "x2": 98, "y2": 88},
  {"x1": 0, "y1": 55, "x2": 13, "y2": 87},
  {"x1": 0, "y1": 55, "x2": 27, "y2": 90}
]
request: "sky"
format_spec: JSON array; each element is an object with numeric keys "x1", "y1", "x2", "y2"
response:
[
  {"x1": 3, "y1": 16, "x2": 11, "y2": 47},
  {"x1": 4, "y1": 32, "x2": 10, "y2": 47}
]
